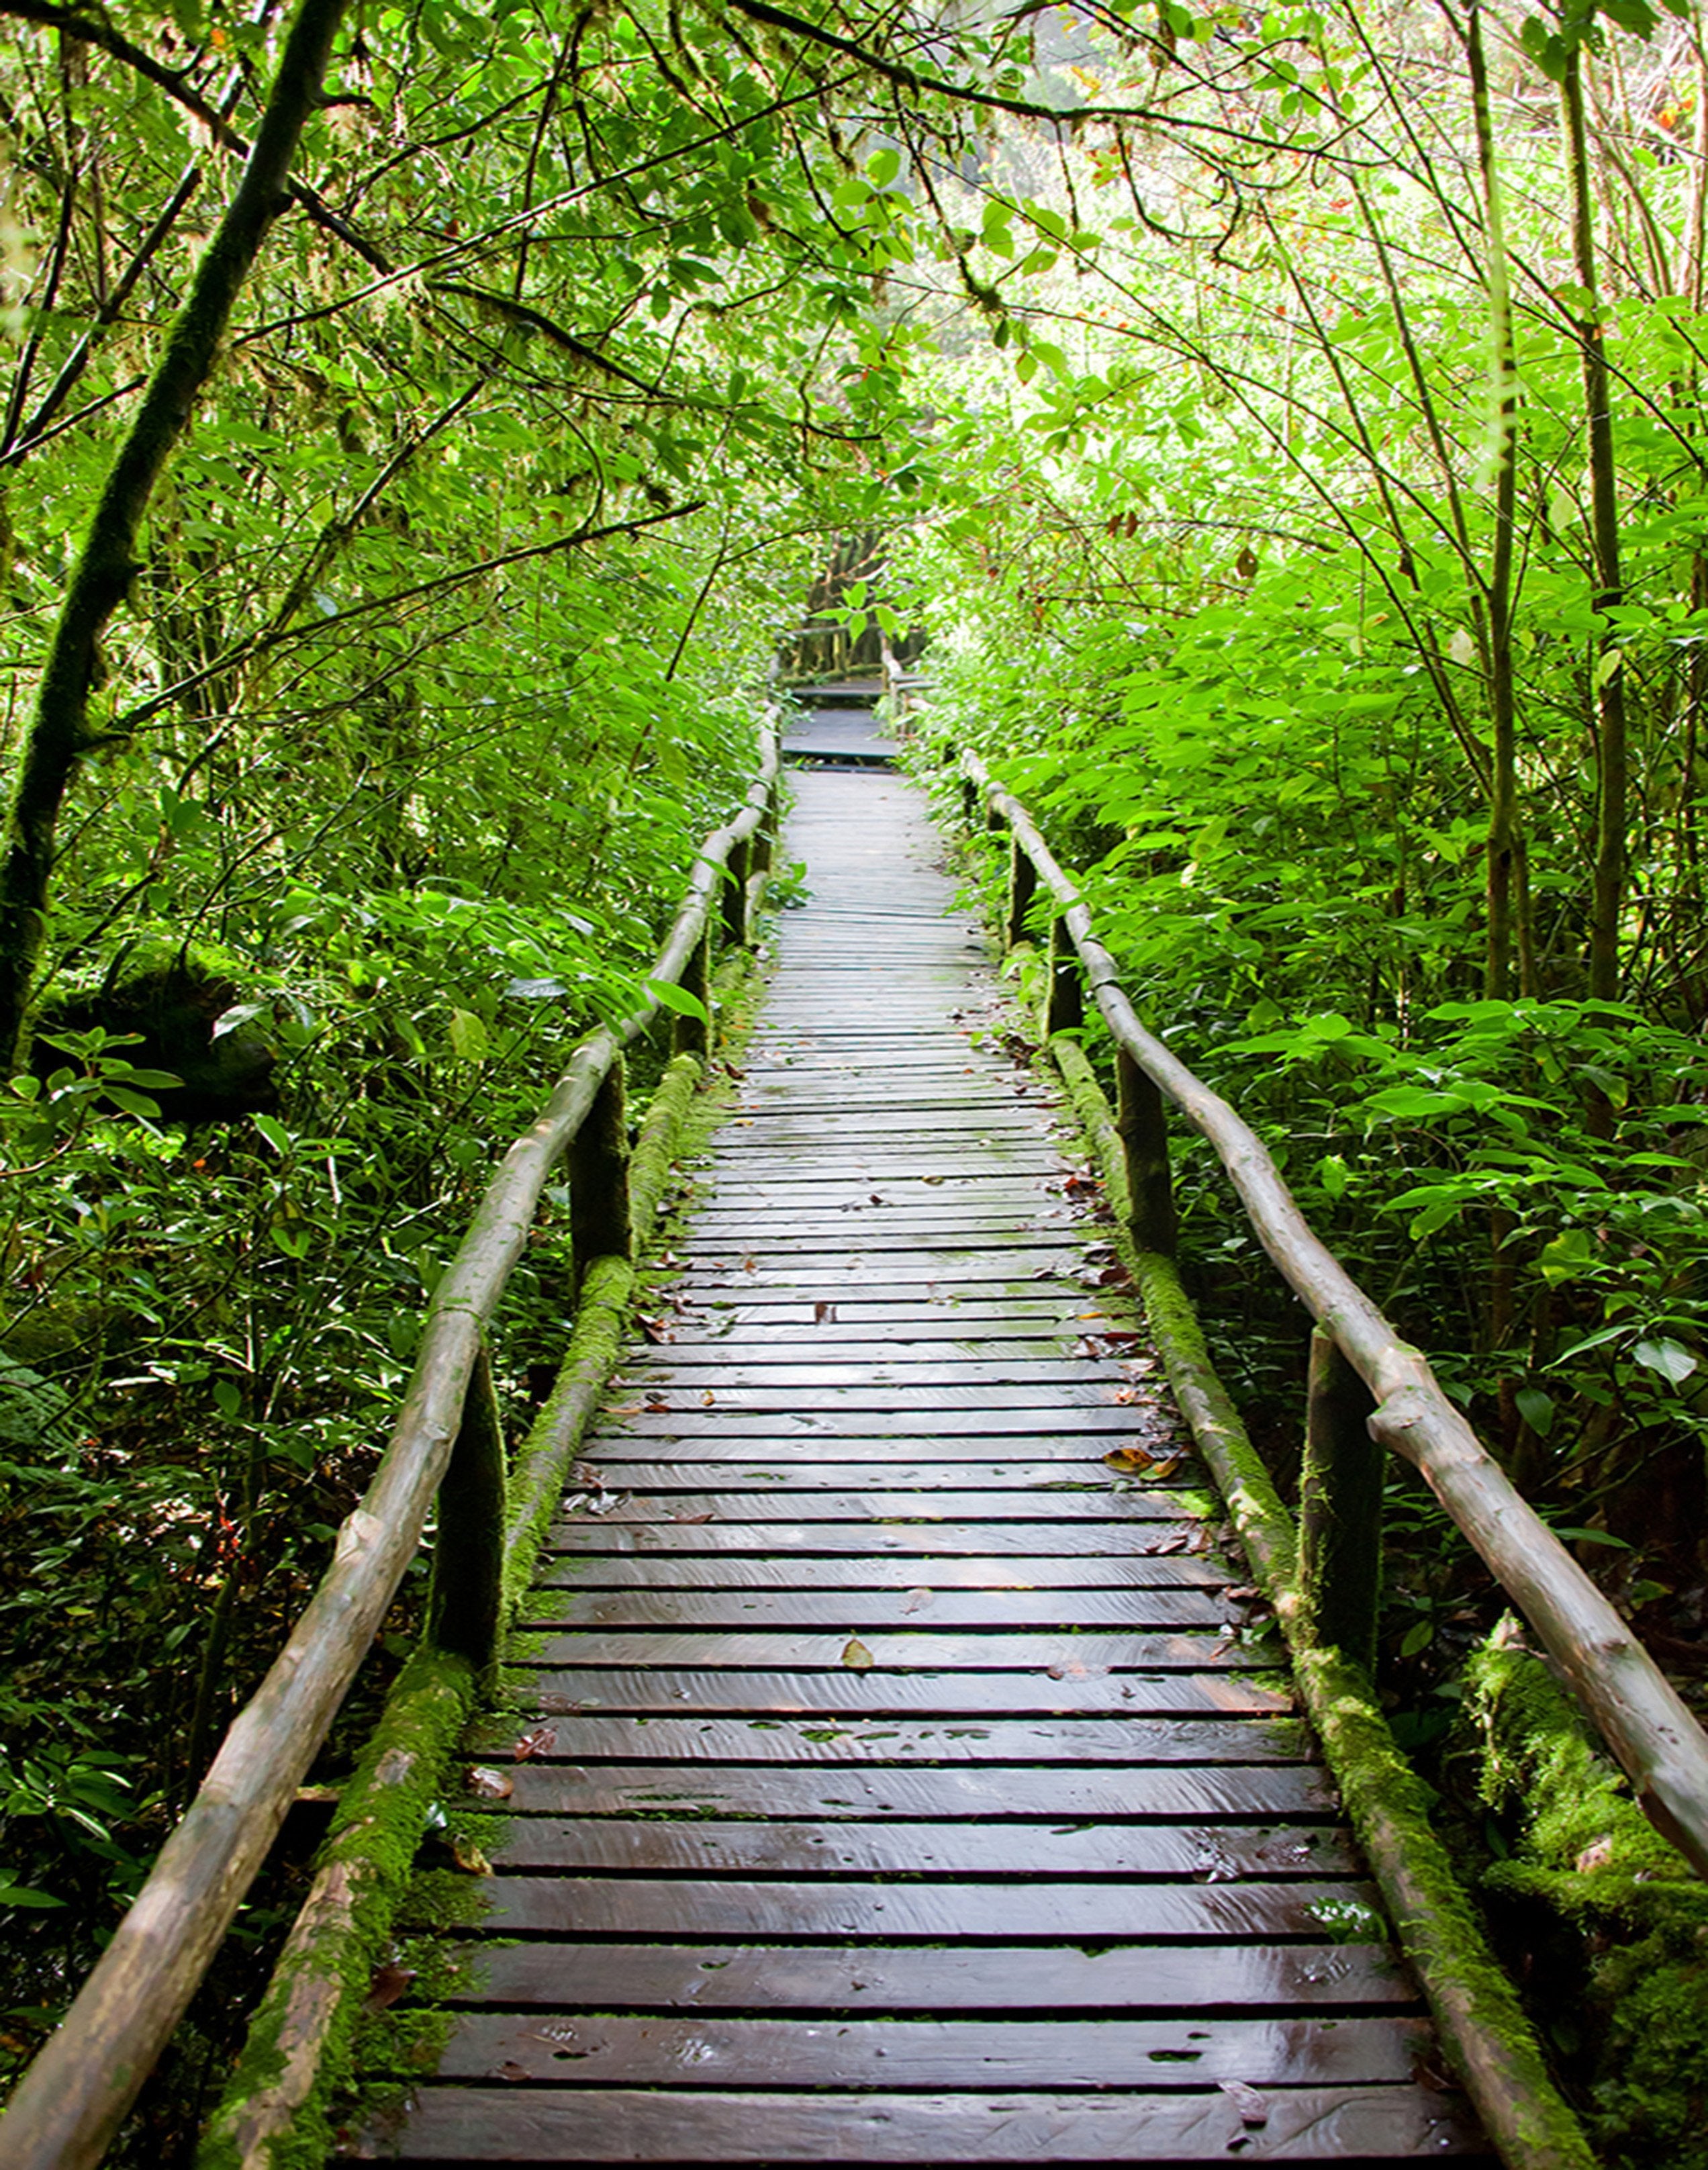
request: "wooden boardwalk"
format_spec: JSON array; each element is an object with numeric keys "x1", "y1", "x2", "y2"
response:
[{"x1": 346, "y1": 758, "x2": 1490, "y2": 2163}]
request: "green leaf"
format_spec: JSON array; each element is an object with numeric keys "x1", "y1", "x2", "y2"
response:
[
  {"x1": 448, "y1": 1008, "x2": 490, "y2": 1062},
  {"x1": 252, "y1": 1115, "x2": 291, "y2": 1157},
  {"x1": 1515, "y1": 1387, "x2": 1555, "y2": 1437},
  {"x1": 1631, "y1": 1337, "x2": 1697, "y2": 1384},
  {"x1": 645, "y1": 978, "x2": 708, "y2": 1023}
]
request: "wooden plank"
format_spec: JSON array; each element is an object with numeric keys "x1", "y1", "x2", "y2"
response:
[
  {"x1": 533, "y1": 1554, "x2": 1235, "y2": 1591},
  {"x1": 462, "y1": 1713, "x2": 1315, "y2": 1765},
  {"x1": 578, "y1": 1438, "x2": 1172, "y2": 1465},
  {"x1": 469, "y1": 1817, "x2": 1360, "y2": 1880},
  {"x1": 518, "y1": 1589, "x2": 1235, "y2": 1630},
  {"x1": 556, "y1": 1486, "x2": 1198, "y2": 1517},
  {"x1": 342, "y1": 2083, "x2": 1488, "y2": 2161},
  {"x1": 618, "y1": 1352, "x2": 1131, "y2": 1377},
  {"x1": 449, "y1": 1764, "x2": 1339, "y2": 1820},
  {"x1": 515, "y1": 1629, "x2": 1278, "y2": 1672},
  {"x1": 511, "y1": 1671, "x2": 1291, "y2": 1716},
  {"x1": 406, "y1": 1874, "x2": 1386, "y2": 1942},
  {"x1": 600, "y1": 1380, "x2": 1139, "y2": 1409},
  {"x1": 570, "y1": 1464, "x2": 1186, "y2": 1494},
  {"x1": 602, "y1": 1380, "x2": 1143, "y2": 1411},
  {"x1": 438, "y1": 1938, "x2": 1417, "y2": 2014},
  {"x1": 668, "y1": 1255, "x2": 1093, "y2": 1286},
  {"x1": 541, "y1": 1523, "x2": 1215, "y2": 1557},
  {"x1": 405, "y1": 2011, "x2": 1428, "y2": 2087},
  {"x1": 593, "y1": 1411, "x2": 1184, "y2": 1440}
]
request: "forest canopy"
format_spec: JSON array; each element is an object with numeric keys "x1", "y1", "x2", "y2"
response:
[{"x1": 3, "y1": 0, "x2": 1708, "y2": 2153}]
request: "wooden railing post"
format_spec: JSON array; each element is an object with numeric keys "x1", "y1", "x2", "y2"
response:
[
  {"x1": 1299, "y1": 1326, "x2": 1384, "y2": 1677},
  {"x1": 425, "y1": 1343, "x2": 506, "y2": 1684},
  {"x1": 752, "y1": 780, "x2": 777, "y2": 877},
  {"x1": 1005, "y1": 839, "x2": 1037, "y2": 950},
  {"x1": 1045, "y1": 915, "x2": 1083, "y2": 1037},
  {"x1": 673, "y1": 918, "x2": 713, "y2": 1059},
  {"x1": 960, "y1": 775, "x2": 978, "y2": 828},
  {"x1": 1116, "y1": 1045, "x2": 1177, "y2": 1255},
  {"x1": 570, "y1": 1055, "x2": 632, "y2": 1285},
  {"x1": 722, "y1": 835, "x2": 752, "y2": 947}
]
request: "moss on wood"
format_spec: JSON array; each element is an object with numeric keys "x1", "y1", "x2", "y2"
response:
[
  {"x1": 1045, "y1": 1027, "x2": 1594, "y2": 2170},
  {"x1": 195, "y1": 1643, "x2": 475, "y2": 2170},
  {"x1": 1460, "y1": 1630, "x2": 1707, "y2": 2168}
]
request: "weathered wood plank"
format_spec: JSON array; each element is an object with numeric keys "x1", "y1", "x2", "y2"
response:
[
  {"x1": 532, "y1": 1553, "x2": 1234, "y2": 1590},
  {"x1": 448, "y1": 1763, "x2": 1339, "y2": 1820},
  {"x1": 465, "y1": 1816, "x2": 1358, "y2": 1880},
  {"x1": 399, "y1": 2011, "x2": 1427, "y2": 2087},
  {"x1": 342, "y1": 2083, "x2": 1488, "y2": 2161},
  {"x1": 510, "y1": 1670, "x2": 1292, "y2": 1716},
  {"x1": 461, "y1": 1713, "x2": 1313, "y2": 1764},
  {"x1": 569, "y1": 1463, "x2": 1186, "y2": 1495},
  {"x1": 518, "y1": 1588, "x2": 1235, "y2": 1630},
  {"x1": 541, "y1": 1522, "x2": 1217, "y2": 1557},
  {"x1": 516, "y1": 1629, "x2": 1278, "y2": 1672},
  {"x1": 405, "y1": 1874, "x2": 1386, "y2": 1941},
  {"x1": 436, "y1": 1938, "x2": 1415, "y2": 2014}
]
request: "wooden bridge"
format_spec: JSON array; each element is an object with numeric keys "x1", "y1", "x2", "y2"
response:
[
  {"x1": 5, "y1": 685, "x2": 1706, "y2": 2169},
  {"x1": 340, "y1": 741, "x2": 1484, "y2": 2162}
]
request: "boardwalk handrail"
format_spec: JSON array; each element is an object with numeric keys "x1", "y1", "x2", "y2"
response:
[
  {"x1": 963, "y1": 747, "x2": 1708, "y2": 1881},
  {"x1": 0, "y1": 714, "x2": 781, "y2": 2170}
]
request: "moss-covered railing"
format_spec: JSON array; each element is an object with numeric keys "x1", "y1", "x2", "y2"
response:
[
  {"x1": 957, "y1": 745, "x2": 1708, "y2": 2170},
  {"x1": 0, "y1": 715, "x2": 781, "y2": 2170}
]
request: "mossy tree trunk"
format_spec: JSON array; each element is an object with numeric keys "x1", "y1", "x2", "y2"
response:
[{"x1": 0, "y1": 0, "x2": 350, "y2": 1073}]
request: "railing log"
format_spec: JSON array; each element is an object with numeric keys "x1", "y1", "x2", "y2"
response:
[
  {"x1": 1299, "y1": 1327, "x2": 1383, "y2": 1678},
  {"x1": 963, "y1": 747, "x2": 1708, "y2": 1879},
  {"x1": 0, "y1": 713, "x2": 777, "y2": 2170}
]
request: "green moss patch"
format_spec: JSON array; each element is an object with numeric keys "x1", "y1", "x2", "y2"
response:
[{"x1": 1460, "y1": 1628, "x2": 1707, "y2": 2169}]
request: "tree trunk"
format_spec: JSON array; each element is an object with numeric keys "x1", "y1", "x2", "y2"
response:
[
  {"x1": 1562, "y1": 44, "x2": 1629, "y2": 1021},
  {"x1": 0, "y1": 0, "x2": 351, "y2": 1071}
]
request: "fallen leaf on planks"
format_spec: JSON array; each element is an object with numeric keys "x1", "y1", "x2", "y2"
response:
[
  {"x1": 1104, "y1": 1445, "x2": 1183, "y2": 1479},
  {"x1": 841, "y1": 1636, "x2": 875, "y2": 1671},
  {"x1": 814, "y1": 1301, "x2": 838, "y2": 1324},
  {"x1": 363, "y1": 1964, "x2": 417, "y2": 2014},
  {"x1": 512, "y1": 1726, "x2": 557, "y2": 1761},
  {"x1": 1218, "y1": 2079, "x2": 1268, "y2": 2128},
  {"x1": 451, "y1": 1836, "x2": 493, "y2": 1876},
  {"x1": 465, "y1": 1766, "x2": 514, "y2": 1801}
]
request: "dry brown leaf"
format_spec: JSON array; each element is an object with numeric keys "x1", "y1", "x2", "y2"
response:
[
  {"x1": 1104, "y1": 1445, "x2": 1159, "y2": 1474},
  {"x1": 363, "y1": 1963, "x2": 417, "y2": 2014},
  {"x1": 701, "y1": 1390, "x2": 716, "y2": 1407},
  {"x1": 512, "y1": 1725, "x2": 557, "y2": 1761},
  {"x1": 466, "y1": 1765, "x2": 514, "y2": 1801},
  {"x1": 498, "y1": 2061, "x2": 530, "y2": 2083},
  {"x1": 1218, "y1": 2079, "x2": 1268, "y2": 2127},
  {"x1": 901, "y1": 1587, "x2": 935, "y2": 1615},
  {"x1": 814, "y1": 1301, "x2": 838, "y2": 1324},
  {"x1": 671, "y1": 1509, "x2": 715, "y2": 1524},
  {"x1": 841, "y1": 1636, "x2": 875, "y2": 1671},
  {"x1": 451, "y1": 1836, "x2": 493, "y2": 1876}
]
